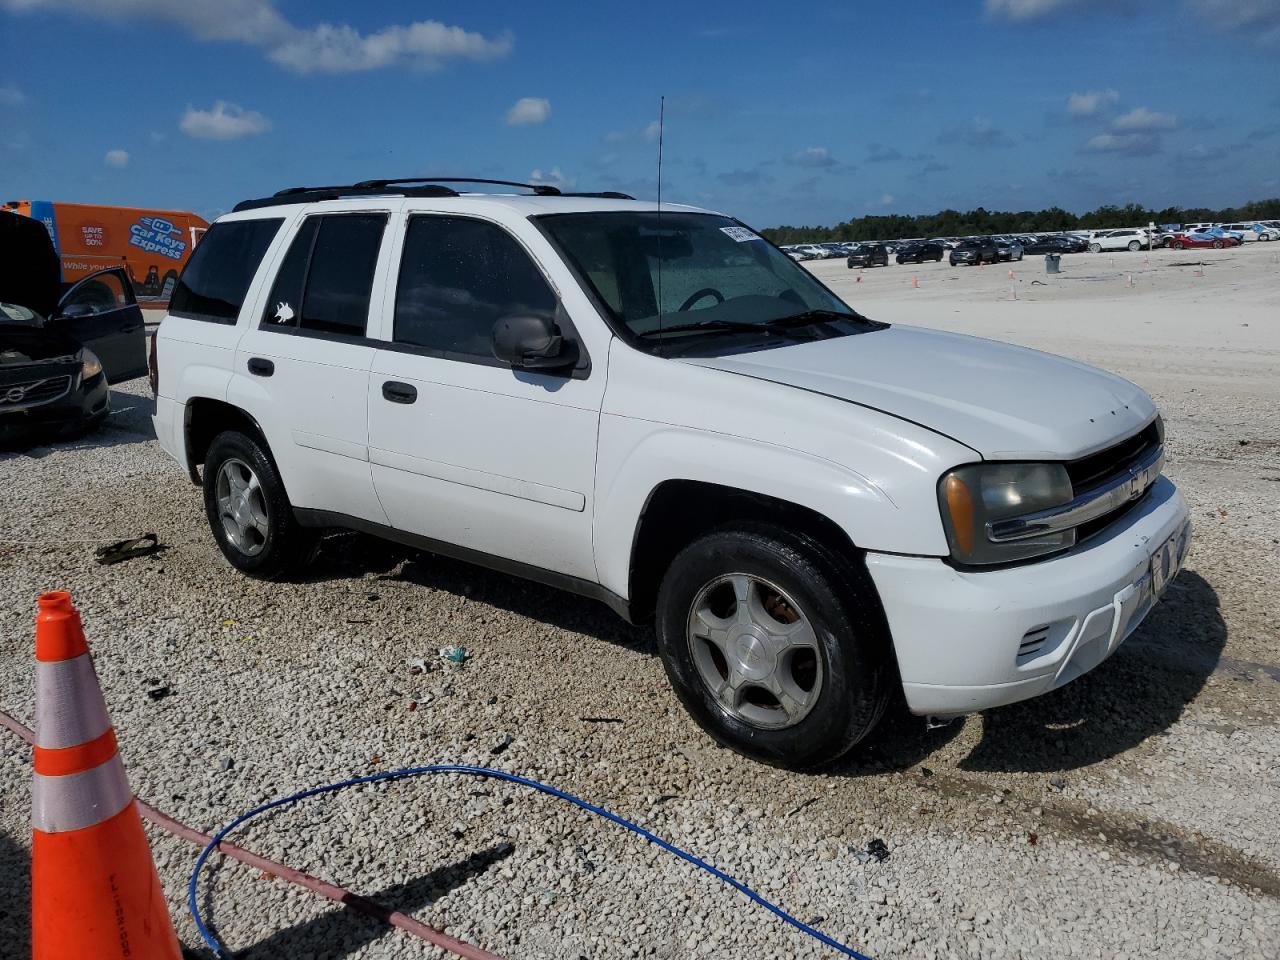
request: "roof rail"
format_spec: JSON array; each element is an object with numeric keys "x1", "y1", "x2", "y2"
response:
[
  {"x1": 232, "y1": 179, "x2": 637, "y2": 213},
  {"x1": 352, "y1": 178, "x2": 634, "y2": 200},
  {"x1": 233, "y1": 183, "x2": 458, "y2": 212}
]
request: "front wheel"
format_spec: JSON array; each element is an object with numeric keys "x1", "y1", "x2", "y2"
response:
[
  {"x1": 1213, "y1": 239, "x2": 1224, "y2": 249},
  {"x1": 1088, "y1": 243, "x2": 1101, "y2": 253},
  {"x1": 655, "y1": 526, "x2": 892, "y2": 769},
  {"x1": 1172, "y1": 240, "x2": 1185, "y2": 250},
  {"x1": 203, "y1": 430, "x2": 314, "y2": 580},
  {"x1": 1128, "y1": 240, "x2": 1141, "y2": 252}
]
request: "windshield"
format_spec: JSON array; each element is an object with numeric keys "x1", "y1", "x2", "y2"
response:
[{"x1": 536, "y1": 211, "x2": 859, "y2": 343}]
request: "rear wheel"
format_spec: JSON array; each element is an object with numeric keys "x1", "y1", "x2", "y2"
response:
[
  {"x1": 1172, "y1": 240, "x2": 1185, "y2": 250},
  {"x1": 203, "y1": 430, "x2": 314, "y2": 580},
  {"x1": 1213, "y1": 239, "x2": 1224, "y2": 249},
  {"x1": 1128, "y1": 240, "x2": 1141, "y2": 252},
  {"x1": 1088, "y1": 243, "x2": 1101, "y2": 253},
  {"x1": 655, "y1": 525, "x2": 892, "y2": 769}
]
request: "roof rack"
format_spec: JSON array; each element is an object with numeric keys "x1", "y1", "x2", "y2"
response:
[
  {"x1": 355, "y1": 177, "x2": 632, "y2": 200},
  {"x1": 232, "y1": 178, "x2": 636, "y2": 213}
]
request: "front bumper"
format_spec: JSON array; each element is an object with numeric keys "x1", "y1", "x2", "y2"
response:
[
  {"x1": 866, "y1": 476, "x2": 1191, "y2": 716},
  {"x1": 0, "y1": 372, "x2": 108, "y2": 443}
]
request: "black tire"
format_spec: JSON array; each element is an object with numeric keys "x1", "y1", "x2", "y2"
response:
[
  {"x1": 1088, "y1": 243, "x2": 1101, "y2": 253},
  {"x1": 1212, "y1": 239, "x2": 1223, "y2": 249},
  {"x1": 1128, "y1": 240, "x2": 1141, "y2": 252},
  {"x1": 654, "y1": 524, "x2": 892, "y2": 769},
  {"x1": 202, "y1": 429, "x2": 314, "y2": 580}
]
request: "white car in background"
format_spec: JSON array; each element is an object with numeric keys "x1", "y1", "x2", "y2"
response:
[
  {"x1": 1220, "y1": 222, "x2": 1278, "y2": 242},
  {"x1": 1088, "y1": 228, "x2": 1149, "y2": 253}
]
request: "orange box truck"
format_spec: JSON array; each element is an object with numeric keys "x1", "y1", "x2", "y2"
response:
[{"x1": 1, "y1": 200, "x2": 208, "y2": 300}]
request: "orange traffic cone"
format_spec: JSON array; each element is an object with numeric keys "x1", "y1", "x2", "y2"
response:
[
  {"x1": 31, "y1": 591, "x2": 181, "y2": 960},
  {"x1": 911, "y1": 276, "x2": 919, "y2": 289},
  {"x1": 1007, "y1": 268, "x2": 1014, "y2": 280}
]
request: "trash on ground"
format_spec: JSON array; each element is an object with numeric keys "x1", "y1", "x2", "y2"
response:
[
  {"x1": 788, "y1": 798, "x2": 817, "y2": 817},
  {"x1": 491, "y1": 733, "x2": 514, "y2": 756},
  {"x1": 95, "y1": 533, "x2": 163, "y2": 565},
  {"x1": 146, "y1": 685, "x2": 172, "y2": 702},
  {"x1": 866, "y1": 838, "x2": 891, "y2": 862},
  {"x1": 407, "y1": 657, "x2": 431, "y2": 675},
  {"x1": 439, "y1": 645, "x2": 468, "y2": 666},
  {"x1": 579, "y1": 716, "x2": 623, "y2": 724}
]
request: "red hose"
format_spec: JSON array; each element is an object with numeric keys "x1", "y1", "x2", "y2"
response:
[{"x1": 1, "y1": 709, "x2": 504, "y2": 960}]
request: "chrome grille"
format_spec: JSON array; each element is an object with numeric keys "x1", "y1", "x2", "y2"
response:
[{"x1": 0, "y1": 375, "x2": 72, "y2": 409}]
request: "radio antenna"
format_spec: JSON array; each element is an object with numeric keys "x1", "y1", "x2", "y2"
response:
[{"x1": 656, "y1": 95, "x2": 665, "y2": 343}]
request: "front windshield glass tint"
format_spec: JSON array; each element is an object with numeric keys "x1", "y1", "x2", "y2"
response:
[{"x1": 537, "y1": 212, "x2": 855, "y2": 337}]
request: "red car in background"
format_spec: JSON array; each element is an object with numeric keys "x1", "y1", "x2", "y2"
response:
[{"x1": 1167, "y1": 232, "x2": 1242, "y2": 250}]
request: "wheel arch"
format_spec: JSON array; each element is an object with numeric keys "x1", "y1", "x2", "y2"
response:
[
  {"x1": 184, "y1": 397, "x2": 271, "y2": 485},
  {"x1": 624, "y1": 479, "x2": 873, "y2": 625}
]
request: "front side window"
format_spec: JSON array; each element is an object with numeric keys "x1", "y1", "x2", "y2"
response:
[
  {"x1": 262, "y1": 213, "x2": 387, "y2": 337},
  {"x1": 537, "y1": 212, "x2": 862, "y2": 354},
  {"x1": 393, "y1": 215, "x2": 557, "y2": 360},
  {"x1": 171, "y1": 218, "x2": 282, "y2": 323}
]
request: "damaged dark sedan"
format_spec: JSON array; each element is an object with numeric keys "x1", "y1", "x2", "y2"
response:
[{"x1": 1, "y1": 210, "x2": 146, "y2": 445}]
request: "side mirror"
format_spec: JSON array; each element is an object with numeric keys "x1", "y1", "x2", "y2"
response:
[
  {"x1": 491, "y1": 313, "x2": 578, "y2": 371},
  {"x1": 57, "y1": 303, "x2": 95, "y2": 319}
]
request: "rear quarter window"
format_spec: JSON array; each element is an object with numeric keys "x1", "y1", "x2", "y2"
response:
[{"x1": 169, "y1": 218, "x2": 282, "y2": 324}]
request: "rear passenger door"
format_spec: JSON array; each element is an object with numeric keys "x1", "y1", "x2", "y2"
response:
[
  {"x1": 367, "y1": 212, "x2": 603, "y2": 581},
  {"x1": 230, "y1": 207, "x2": 396, "y2": 526}
]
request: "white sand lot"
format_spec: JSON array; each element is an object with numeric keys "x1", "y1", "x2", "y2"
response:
[{"x1": 0, "y1": 243, "x2": 1276, "y2": 959}]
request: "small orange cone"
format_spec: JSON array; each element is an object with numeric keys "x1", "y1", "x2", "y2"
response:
[
  {"x1": 911, "y1": 276, "x2": 919, "y2": 289},
  {"x1": 1007, "y1": 268, "x2": 1014, "y2": 280},
  {"x1": 31, "y1": 591, "x2": 181, "y2": 960}
]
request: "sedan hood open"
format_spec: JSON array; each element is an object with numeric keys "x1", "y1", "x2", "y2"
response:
[{"x1": 684, "y1": 324, "x2": 1154, "y2": 460}]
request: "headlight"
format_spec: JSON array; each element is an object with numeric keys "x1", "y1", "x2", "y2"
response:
[
  {"x1": 81, "y1": 350, "x2": 103, "y2": 379},
  {"x1": 938, "y1": 462, "x2": 1074, "y2": 565}
]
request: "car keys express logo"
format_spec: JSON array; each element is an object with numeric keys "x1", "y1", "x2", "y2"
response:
[{"x1": 128, "y1": 217, "x2": 187, "y2": 260}]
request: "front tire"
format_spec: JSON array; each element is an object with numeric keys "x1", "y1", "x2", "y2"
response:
[
  {"x1": 1213, "y1": 239, "x2": 1224, "y2": 249},
  {"x1": 203, "y1": 430, "x2": 314, "y2": 580},
  {"x1": 1088, "y1": 243, "x2": 1101, "y2": 253},
  {"x1": 1128, "y1": 240, "x2": 1141, "y2": 252},
  {"x1": 655, "y1": 525, "x2": 892, "y2": 769}
]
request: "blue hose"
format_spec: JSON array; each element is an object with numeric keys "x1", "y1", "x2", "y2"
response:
[{"x1": 188, "y1": 763, "x2": 874, "y2": 959}]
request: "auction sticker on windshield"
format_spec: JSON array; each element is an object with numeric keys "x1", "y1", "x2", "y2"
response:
[{"x1": 720, "y1": 226, "x2": 761, "y2": 242}]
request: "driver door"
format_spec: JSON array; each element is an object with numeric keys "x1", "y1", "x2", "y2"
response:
[{"x1": 52, "y1": 268, "x2": 147, "y2": 383}]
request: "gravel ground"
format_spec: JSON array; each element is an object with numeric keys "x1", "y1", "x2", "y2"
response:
[{"x1": 2, "y1": 243, "x2": 1278, "y2": 959}]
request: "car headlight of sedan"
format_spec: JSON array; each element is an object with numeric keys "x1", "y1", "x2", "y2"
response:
[
  {"x1": 81, "y1": 349, "x2": 103, "y2": 379},
  {"x1": 938, "y1": 462, "x2": 1074, "y2": 565}
]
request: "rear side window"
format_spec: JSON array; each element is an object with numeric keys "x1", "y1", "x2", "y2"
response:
[
  {"x1": 261, "y1": 213, "x2": 387, "y2": 338},
  {"x1": 170, "y1": 218, "x2": 282, "y2": 324},
  {"x1": 393, "y1": 215, "x2": 557, "y2": 360}
]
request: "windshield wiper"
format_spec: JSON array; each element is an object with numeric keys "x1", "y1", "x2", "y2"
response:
[
  {"x1": 771, "y1": 308, "x2": 877, "y2": 328},
  {"x1": 637, "y1": 318, "x2": 823, "y2": 340}
]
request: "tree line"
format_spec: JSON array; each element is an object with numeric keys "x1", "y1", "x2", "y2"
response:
[{"x1": 760, "y1": 199, "x2": 1280, "y2": 244}]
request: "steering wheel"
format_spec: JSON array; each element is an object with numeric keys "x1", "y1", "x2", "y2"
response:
[{"x1": 678, "y1": 288, "x2": 725, "y2": 312}]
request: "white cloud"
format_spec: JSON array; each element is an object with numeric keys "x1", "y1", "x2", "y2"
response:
[
  {"x1": 1193, "y1": 0, "x2": 1280, "y2": 46},
  {"x1": 104, "y1": 148, "x2": 129, "y2": 167},
  {"x1": 529, "y1": 166, "x2": 572, "y2": 189},
  {"x1": 790, "y1": 146, "x2": 836, "y2": 168},
  {"x1": 1066, "y1": 88, "x2": 1119, "y2": 116},
  {"x1": 1083, "y1": 131, "x2": 1160, "y2": 155},
  {"x1": 643, "y1": 120, "x2": 662, "y2": 142},
  {"x1": 879, "y1": 193, "x2": 896, "y2": 206},
  {"x1": 0, "y1": 82, "x2": 24, "y2": 106},
  {"x1": 1112, "y1": 106, "x2": 1177, "y2": 131},
  {"x1": 505, "y1": 97, "x2": 550, "y2": 126},
  {"x1": 180, "y1": 101, "x2": 270, "y2": 140},
  {"x1": 984, "y1": 0, "x2": 1130, "y2": 21},
  {"x1": 0, "y1": 1, "x2": 512, "y2": 74}
]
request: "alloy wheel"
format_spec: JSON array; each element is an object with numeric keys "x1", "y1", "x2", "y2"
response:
[
  {"x1": 687, "y1": 573, "x2": 824, "y2": 730},
  {"x1": 215, "y1": 458, "x2": 270, "y2": 557}
]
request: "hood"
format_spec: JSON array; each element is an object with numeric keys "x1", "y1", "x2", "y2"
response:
[
  {"x1": 0, "y1": 210, "x2": 61, "y2": 319},
  {"x1": 683, "y1": 325, "x2": 1154, "y2": 460}
]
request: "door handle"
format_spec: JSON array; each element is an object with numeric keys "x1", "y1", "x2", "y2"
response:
[
  {"x1": 247, "y1": 357, "x2": 274, "y2": 377},
  {"x1": 382, "y1": 381, "x2": 417, "y2": 404}
]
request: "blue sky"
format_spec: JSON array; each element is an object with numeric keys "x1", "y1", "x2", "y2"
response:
[{"x1": 1, "y1": 0, "x2": 1278, "y2": 227}]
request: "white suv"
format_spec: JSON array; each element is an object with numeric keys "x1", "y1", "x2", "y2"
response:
[
  {"x1": 152, "y1": 178, "x2": 1190, "y2": 768},
  {"x1": 1087, "y1": 228, "x2": 1150, "y2": 252}
]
